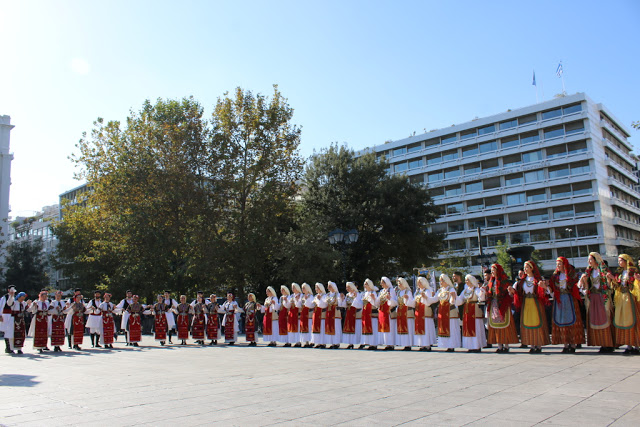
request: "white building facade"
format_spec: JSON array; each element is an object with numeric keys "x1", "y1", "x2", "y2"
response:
[
  {"x1": 0, "y1": 115, "x2": 15, "y2": 271},
  {"x1": 363, "y1": 93, "x2": 637, "y2": 272}
]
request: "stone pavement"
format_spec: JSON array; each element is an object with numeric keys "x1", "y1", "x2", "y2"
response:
[{"x1": 1, "y1": 336, "x2": 640, "y2": 427}]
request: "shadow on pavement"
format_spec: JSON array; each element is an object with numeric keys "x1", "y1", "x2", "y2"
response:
[{"x1": 0, "y1": 374, "x2": 40, "y2": 387}]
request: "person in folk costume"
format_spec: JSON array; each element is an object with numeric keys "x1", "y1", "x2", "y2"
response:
[
  {"x1": 436, "y1": 274, "x2": 461, "y2": 352},
  {"x1": 311, "y1": 283, "x2": 328, "y2": 348},
  {"x1": 340, "y1": 282, "x2": 363, "y2": 349},
  {"x1": 456, "y1": 275, "x2": 488, "y2": 353},
  {"x1": 375, "y1": 277, "x2": 397, "y2": 350},
  {"x1": 191, "y1": 291, "x2": 207, "y2": 345},
  {"x1": 395, "y1": 277, "x2": 415, "y2": 351},
  {"x1": 606, "y1": 254, "x2": 640, "y2": 354},
  {"x1": 413, "y1": 276, "x2": 438, "y2": 352},
  {"x1": 325, "y1": 281, "x2": 343, "y2": 349},
  {"x1": 8, "y1": 292, "x2": 30, "y2": 354},
  {"x1": 124, "y1": 295, "x2": 145, "y2": 347},
  {"x1": 145, "y1": 295, "x2": 169, "y2": 346},
  {"x1": 548, "y1": 257, "x2": 585, "y2": 353},
  {"x1": 98, "y1": 293, "x2": 116, "y2": 349},
  {"x1": 509, "y1": 261, "x2": 550, "y2": 354},
  {"x1": 244, "y1": 293, "x2": 258, "y2": 346},
  {"x1": 173, "y1": 295, "x2": 191, "y2": 345},
  {"x1": 85, "y1": 290, "x2": 103, "y2": 348},
  {"x1": 48, "y1": 290, "x2": 66, "y2": 352},
  {"x1": 205, "y1": 294, "x2": 221, "y2": 345},
  {"x1": 579, "y1": 252, "x2": 615, "y2": 353},
  {"x1": 0, "y1": 285, "x2": 17, "y2": 353},
  {"x1": 299, "y1": 283, "x2": 315, "y2": 347},
  {"x1": 481, "y1": 269, "x2": 492, "y2": 349},
  {"x1": 28, "y1": 291, "x2": 51, "y2": 353},
  {"x1": 116, "y1": 290, "x2": 134, "y2": 345},
  {"x1": 163, "y1": 290, "x2": 179, "y2": 344},
  {"x1": 65, "y1": 294, "x2": 87, "y2": 350},
  {"x1": 360, "y1": 279, "x2": 379, "y2": 350},
  {"x1": 287, "y1": 283, "x2": 302, "y2": 347},
  {"x1": 221, "y1": 292, "x2": 241, "y2": 345},
  {"x1": 261, "y1": 286, "x2": 280, "y2": 347},
  {"x1": 64, "y1": 288, "x2": 82, "y2": 349},
  {"x1": 487, "y1": 263, "x2": 519, "y2": 353},
  {"x1": 278, "y1": 286, "x2": 291, "y2": 346}
]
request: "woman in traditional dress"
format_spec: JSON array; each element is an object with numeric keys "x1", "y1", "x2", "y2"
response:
[
  {"x1": 487, "y1": 263, "x2": 519, "y2": 353},
  {"x1": 28, "y1": 291, "x2": 50, "y2": 353},
  {"x1": 244, "y1": 293, "x2": 258, "y2": 346},
  {"x1": 395, "y1": 277, "x2": 415, "y2": 351},
  {"x1": 311, "y1": 283, "x2": 328, "y2": 348},
  {"x1": 509, "y1": 261, "x2": 549, "y2": 353},
  {"x1": 325, "y1": 282, "x2": 343, "y2": 349},
  {"x1": 206, "y1": 294, "x2": 221, "y2": 345},
  {"x1": 548, "y1": 257, "x2": 585, "y2": 353},
  {"x1": 147, "y1": 295, "x2": 168, "y2": 345},
  {"x1": 375, "y1": 277, "x2": 397, "y2": 350},
  {"x1": 299, "y1": 283, "x2": 314, "y2": 348},
  {"x1": 191, "y1": 293, "x2": 207, "y2": 345},
  {"x1": 125, "y1": 295, "x2": 144, "y2": 347},
  {"x1": 48, "y1": 290, "x2": 66, "y2": 352},
  {"x1": 340, "y1": 282, "x2": 363, "y2": 349},
  {"x1": 221, "y1": 292, "x2": 241, "y2": 345},
  {"x1": 579, "y1": 253, "x2": 614, "y2": 353},
  {"x1": 9, "y1": 292, "x2": 29, "y2": 355},
  {"x1": 261, "y1": 286, "x2": 280, "y2": 347},
  {"x1": 360, "y1": 279, "x2": 379, "y2": 350},
  {"x1": 65, "y1": 294, "x2": 86, "y2": 350},
  {"x1": 99, "y1": 293, "x2": 116, "y2": 349},
  {"x1": 288, "y1": 283, "x2": 302, "y2": 347},
  {"x1": 456, "y1": 275, "x2": 488, "y2": 352},
  {"x1": 413, "y1": 276, "x2": 438, "y2": 351},
  {"x1": 278, "y1": 286, "x2": 291, "y2": 346},
  {"x1": 436, "y1": 274, "x2": 461, "y2": 352},
  {"x1": 174, "y1": 295, "x2": 191, "y2": 345},
  {"x1": 606, "y1": 254, "x2": 640, "y2": 354}
]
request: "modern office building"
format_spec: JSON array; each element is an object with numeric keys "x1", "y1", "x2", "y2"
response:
[
  {"x1": 0, "y1": 115, "x2": 14, "y2": 271},
  {"x1": 362, "y1": 93, "x2": 637, "y2": 273}
]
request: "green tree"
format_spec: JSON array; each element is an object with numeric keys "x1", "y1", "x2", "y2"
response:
[
  {"x1": 495, "y1": 240, "x2": 513, "y2": 279},
  {"x1": 2, "y1": 237, "x2": 49, "y2": 298},
  {"x1": 285, "y1": 144, "x2": 442, "y2": 284},
  {"x1": 437, "y1": 250, "x2": 470, "y2": 277}
]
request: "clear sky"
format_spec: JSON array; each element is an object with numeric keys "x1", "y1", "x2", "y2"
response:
[{"x1": 1, "y1": 0, "x2": 639, "y2": 217}]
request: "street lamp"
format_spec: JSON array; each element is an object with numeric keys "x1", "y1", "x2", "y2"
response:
[
  {"x1": 566, "y1": 227, "x2": 574, "y2": 265},
  {"x1": 328, "y1": 228, "x2": 359, "y2": 286}
]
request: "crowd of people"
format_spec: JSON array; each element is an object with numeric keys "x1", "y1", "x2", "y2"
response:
[{"x1": 1, "y1": 252, "x2": 639, "y2": 356}]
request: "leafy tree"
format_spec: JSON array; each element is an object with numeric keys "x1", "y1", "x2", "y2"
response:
[
  {"x1": 2, "y1": 237, "x2": 49, "y2": 298},
  {"x1": 495, "y1": 240, "x2": 513, "y2": 279},
  {"x1": 436, "y1": 250, "x2": 470, "y2": 277},
  {"x1": 284, "y1": 144, "x2": 442, "y2": 285}
]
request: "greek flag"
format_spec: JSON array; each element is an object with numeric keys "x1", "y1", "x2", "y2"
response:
[
  {"x1": 532, "y1": 71, "x2": 536, "y2": 86},
  {"x1": 556, "y1": 62, "x2": 563, "y2": 77}
]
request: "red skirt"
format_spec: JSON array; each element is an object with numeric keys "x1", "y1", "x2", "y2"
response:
[
  {"x1": 362, "y1": 304, "x2": 373, "y2": 335},
  {"x1": 300, "y1": 307, "x2": 309, "y2": 333},
  {"x1": 128, "y1": 314, "x2": 142, "y2": 343},
  {"x1": 177, "y1": 314, "x2": 189, "y2": 340},
  {"x1": 72, "y1": 313, "x2": 84, "y2": 345},
  {"x1": 278, "y1": 307, "x2": 288, "y2": 335},
  {"x1": 245, "y1": 313, "x2": 256, "y2": 342},
  {"x1": 207, "y1": 314, "x2": 219, "y2": 339},
  {"x1": 378, "y1": 303, "x2": 390, "y2": 333},
  {"x1": 224, "y1": 314, "x2": 235, "y2": 341},
  {"x1": 263, "y1": 308, "x2": 273, "y2": 335},
  {"x1": 14, "y1": 317, "x2": 26, "y2": 348},
  {"x1": 51, "y1": 314, "x2": 66, "y2": 346},
  {"x1": 102, "y1": 314, "x2": 115, "y2": 345},
  {"x1": 33, "y1": 312, "x2": 49, "y2": 349},
  {"x1": 343, "y1": 306, "x2": 357, "y2": 334},
  {"x1": 288, "y1": 306, "x2": 299, "y2": 333},
  {"x1": 154, "y1": 314, "x2": 167, "y2": 341},
  {"x1": 192, "y1": 314, "x2": 205, "y2": 340}
]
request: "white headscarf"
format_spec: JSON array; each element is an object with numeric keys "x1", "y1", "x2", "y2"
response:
[
  {"x1": 397, "y1": 277, "x2": 410, "y2": 290},
  {"x1": 465, "y1": 274, "x2": 479, "y2": 287},
  {"x1": 327, "y1": 281, "x2": 338, "y2": 293},
  {"x1": 315, "y1": 282, "x2": 326, "y2": 294},
  {"x1": 280, "y1": 285, "x2": 291, "y2": 296},
  {"x1": 346, "y1": 282, "x2": 357, "y2": 293},
  {"x1": 417, "y1": 276, "x2": 429, "y2": 289},
  {"x1": 302, "y1": 283, "x2": 312, "y2": 295},
  {"x1": 380, "y1": 277, "x2": 392, "y2": 289},
  {"x1": 439, "y1": 274, "x2": 453, "y2": 288},
  {"x1": 364, "y1": 278, "x2": 379, "y2": 292},
  {"x1": 266, "y1": 286, "x2": 276, "y2": 298},
  {"x1": 291, "y1": 283, "x2": 302, "y2": 293}
]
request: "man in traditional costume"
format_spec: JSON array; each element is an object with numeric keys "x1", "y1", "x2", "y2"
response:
[
  {"x1": 9, "y1": 292, "x2": 30, "y2": 354},
  {"x1": 0, "y1": 285, "x2": 16, "y2": 353},
  {"x1": 116, "y1": 290, "x2": 134, "y2": 345},
  {"x1": 163, "y1": 290, "x2": 178, "y2": 344},
  {"x1": 85, "y1": 290, "x2": 103, "y2": 348}
]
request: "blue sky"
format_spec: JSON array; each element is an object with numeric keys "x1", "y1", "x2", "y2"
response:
[{"x1": 1, "y1": 0, "x2": 639, "y2": 217}]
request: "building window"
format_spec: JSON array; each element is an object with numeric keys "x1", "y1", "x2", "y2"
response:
[
  {"x1": 524, "y1": 169, "x2": 545, "y2": 183},
  {"x1": 409, "y1": 159, "x2": 423, "y2": 169},
  {"x1": 563, "y1": 103, "x2": 582, "y2": 115},
  {"x1": 503, "y1": 154, "x2": 521, "y2": 167},
  {"x1": 577, "y1": 223, "x2": 598, "y2": 237},
  {"x1": 575, "y1": 202, "x2": 595, "y2": 216},
  {"x1": 428, "y1": 171, "x2": 443, "y2": 183},
  {"x1": 469, "y1": 218, "x2": 486, "y2": 229},
  {"x1": 464, "y1": 162, "x2": 481, "y2": 175},
  {"x1": 427, "y1": 153, "x2": 441, "y2": 165},
  {"x1": 442, "y1": 134, "x2": 457, "y2": 144},
  {"x1": 487, "y1": 234, "x2": 506, "y2": 246},
  {"x1": 446, "y1": 203, "x2": 463, "y2": 215},
  {"x1": 554, "y1": 227, "x2": 575, "y2": 239},
  {"x1": 445, "y1": 185, "x2": 463, "y2": 197},
  {"x1": 549, "y1": 165, "x2": 570, "y2": 179},
  {"x1": 531, "y1": 229, "x2": 550, "y2": 242},
  {"x1": 519, "y1": 113, "x2": 537, "y2": 125},
  {"x1": 550, "y1": 185, "x2": 572, "y2": 199},
  {"x1": 565, "y1": 120, "x2": 585, "y2": 135},
  {"x1": 520, "y1": 131, "x2": 540, "y2": 145},
  {"x1": 449, "y1": 239, "x2": 467, "y2": 250},
  {"x1": 409, "y1": 174, "x2": 424, "y2": 184},
  {"x1": 460, "y1": 129, "x2": 477, "y2": 140},
  {"x1": 572, "y1": 181, "x2": 591, "y2": 196},
  {"x1": 483, "y1": 177, "x2": 501, "y2": 190},
  {"x1": 499, "y1": 119, "x2": 517, "y2": 130},
  {"x1": 466, "y1": 181, "x2": 482, "y2": 193},
  {"x1": 462, "y1": 145, "x2": 479, "y2": 157},
  {"x1": 393, "y1": 147, "x2": 407, "y2": 157},
  {"x1": 544, "y1": 126, "x2": 564, "y2": 139},
  {"x1": 444, "y1": 167, "x2": 460, "y2": 179},
  {"x1": 429, "y1": 187, "x2": 444, "y2": 198},
  {"x1": 395, "y1": 162, "x2": 408, "y2": 173},
  {"x1": 527, "y1": 189, "x2": 546, "y2": 203},
  {"x1": 568, "y1": 140, "x2": 587, "y2": 155},
  {"x1": 537, "y1": 249, "x2": 553, "y2": 260},
  {"x1": 506, "y1": 192, "x2": 526, "y2": 205},
  {"x1": 448, "y1": 221, "x2": 465, "y2": 232},
  {"x1": 482, "y1": 159, "x2": 499, "y2": 171},
  {"x1": 478, "y1": 124, "x2": 496, "y2": 135},
  {"x1": 485, "y1": 195, "x2": 504, "y2": 208},
  {"x1": 425, "y1": 138, "x2": 439, "y2": 148},
  {"x1": 501, "y1": 135, "x2": 519, "y2": 149},
  {"x1": 407, "y1": 142, "x2": 422, "y2": 153},
  {"x1": 571, "y1": 161, "x2": 590, "y2": 175},
  {"x1": 522, "y1": 150, "x2": 543, "y2": 163},
  {"x1": 505, "y1": 173, "x2": 523, "y2": 186},
  {"x1": 510, "y1": 232, "x2": 530, "y2": 244},
  {"x1": 509, "y1": 212, "x2": 527, "y2": 225},
  {"x1": 442, "y1": 149, "x2": 458, "y2": 162},
  {"x1": 467, "y1": 199, "x2": 484, "y2": 211},
  {"x1": 546, "y1": 144, "x2": 567, "y2": 159},
  {"x1": 553, "y1": 206, "x2": 574, "y2": 219},
  {"x1": 529, "y1": 209, "x2": 549, "y2": 222},
  {"x1": 478, "y1": 140, "x2": 497, "y2": 153},
  {"x1": 542, "y1": 108, "x2": 562, "y2": 120}
]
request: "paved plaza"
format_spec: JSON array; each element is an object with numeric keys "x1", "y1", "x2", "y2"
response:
[{"x1": 1, "y1": 335, "x2": 640, "y2": 426}]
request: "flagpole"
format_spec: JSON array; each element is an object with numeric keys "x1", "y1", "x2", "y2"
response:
[{"x1": 561, "y1": 73, "x2": 566, "y2": 95}]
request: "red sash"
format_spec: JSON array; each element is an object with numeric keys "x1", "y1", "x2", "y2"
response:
[
  {"x1": 128, "y1": 314, "x2": 142, "y2": 342},
  {"x1": 14, "y1": 316, "x2": 26, "y2": 348},
  {"x1": 462, "y1": 302, "x2": 477, "y2": 337},
  {"x1": 278, "y1": 306, "x2": 288, "y2": 335},
  {"x1": 102, "y1": 313, "x2": 115, "y2": 344},
  {"x1": 287, "y1": 306, "x2": 299, "y2": 333},
  {"x1": 312, "y1": 307, "x2": 323, "y2": 333},
  {"x1": 34, "y1": 312, "x2": 49, "y2": 348},
  {"x1": 51, "y1": 314, "x2": 66, "y2": 346},
  {"x1": 245, "y1": 313, "x2": 255, "y2": 342},
  {"x1": 224, "y1": 313, "x2": 235, "y2": 341},
  {"x1": 192, "y1": 313, "x2": 205, "y2": 340},
  {"x1": 72, "y1": 313, "x2": 85, "y2": 345},
  {"x1": 325, "y1": 306, "x2": 336, "y2": 335},
  {"x1": 378, "y1": 302, "x2": 390, "y2": 333},
  {"x1": 438, "y1": 301, "x2": 451, "y2": 337},
  {"x1": 397, "y1": 305, "x2": 409, "y2": 335},
  {"x1": 362, "y1": 303, "x2": 373, "y2": 335},
  {"x1": 177, "y1": 313, "x2": 189, "y2": 340},
  {"x1": 263, "y1": 307, "x2": 273, "y2": 335},
  {"x1": 343, "y1": 306, "x2": 357, "y2": 334},
  {"x1": 207, "y1": 313, "x2": 219, "y2": 339},
  {"x1": 300, "y1": 306, "x2": 310, "y2": 333},
  {"x1": 414, "y1": 303, "x2": 425, "y2": 335},
  {"x1": 154, "y1": 313, "x2": 167, "y2": 341}
]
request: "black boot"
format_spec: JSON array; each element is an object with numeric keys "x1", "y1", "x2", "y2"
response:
[
  {"x1": 5, "y1": 339, "x2": 14, "y2": 354},
  {"x1": 67, "y1": 334, "x2": 72, "y2": 349},
  {"x1": 90, "y1": 333, "x2": 95, "y2": 348},
  {"x1": 168, "y1": 330, "x2": 173, "y2": 344},
  {"x1": 95, "y1": 335, "x2": 102, "y2": 348}
]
